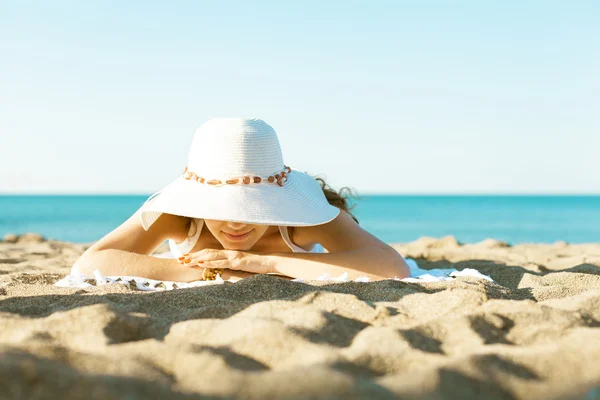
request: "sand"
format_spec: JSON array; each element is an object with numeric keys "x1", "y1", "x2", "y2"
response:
[{"x1": 1, "y1": 234, "x2": 599, "y2": 399}]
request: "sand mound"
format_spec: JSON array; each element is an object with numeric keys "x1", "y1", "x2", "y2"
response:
[{"x1": 1, "y1": 237, "x2": 599, "y2": 399}]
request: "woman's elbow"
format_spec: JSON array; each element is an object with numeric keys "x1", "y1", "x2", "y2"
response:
[
  {"x1": 71, "y1": 250, "x2": 103, "y2": 276},
  {"x1": 394, "y1": 258, "x2": 411, "y2": 279},
  {"x1": 385, "y1": 251, "x2": 411, "y2": 280}
]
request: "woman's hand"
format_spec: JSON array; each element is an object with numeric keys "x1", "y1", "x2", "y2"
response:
[{"x1": 177, "y1": 249, "x2": 274, "y2": 275}]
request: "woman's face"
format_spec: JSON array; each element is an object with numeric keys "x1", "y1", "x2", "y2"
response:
[{"x1": 203, "y1": 219, "x2": 270, "y2": 250}]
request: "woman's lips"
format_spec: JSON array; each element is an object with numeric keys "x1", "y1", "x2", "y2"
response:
[{"x1": 223, "y1": 230, "x2": 253, "y2": 241}]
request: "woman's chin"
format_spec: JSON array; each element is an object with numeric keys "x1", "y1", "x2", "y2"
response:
[{"x1": 222, "y1": 241, "x2": 253, "y2": 251}]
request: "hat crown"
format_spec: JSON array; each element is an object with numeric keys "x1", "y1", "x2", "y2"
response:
[{"x1": 188, "y1": 117, "x2": 284, "y2": 177}]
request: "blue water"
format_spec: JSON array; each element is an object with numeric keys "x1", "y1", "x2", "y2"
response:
[{"x1": 0, "y1": 195, "x2": 599, "y2": 245}]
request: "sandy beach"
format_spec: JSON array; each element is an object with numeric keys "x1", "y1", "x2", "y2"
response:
[{"x1": 1, "y1": 234, "x2": 599, "y2": 399}]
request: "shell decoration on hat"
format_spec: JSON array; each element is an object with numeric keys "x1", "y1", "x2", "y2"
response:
[{"x1": 182, "y1": 165, "x2": 291, "y2": 187}]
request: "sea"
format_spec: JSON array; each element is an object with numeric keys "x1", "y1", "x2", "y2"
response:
[{"x1": 0, "y1": 195, "x2": 599, "y2": 245}]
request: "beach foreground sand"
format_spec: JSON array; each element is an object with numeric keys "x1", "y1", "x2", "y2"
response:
[{"x1": 1, "y1": 234, "x2": 599, "y2": 399}]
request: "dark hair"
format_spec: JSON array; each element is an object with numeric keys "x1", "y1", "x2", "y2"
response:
[{"x1": 313, "y1": 176, "x2": 360, "y2": 224}]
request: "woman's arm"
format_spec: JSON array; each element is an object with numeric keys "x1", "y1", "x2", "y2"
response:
[
  {"x1": 267, "y1": 246, "x2": 409, "y2": 281},
  {"x1": 75, "y1": 249, "x2": 259, "y2": 282},
  {"x1": 74, "y1": 249, "x2": 200, "y2": 281},
  {"x1": 271, "y1": 209, "x2": 411, "y2": 281},
  {"x1": 178, "y1": 246, "x2": 408, "y2": 281}
]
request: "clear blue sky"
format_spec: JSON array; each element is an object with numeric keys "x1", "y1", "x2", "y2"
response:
[{"x1": 1, "y1": 0, "x2": 598, "y2": 194}]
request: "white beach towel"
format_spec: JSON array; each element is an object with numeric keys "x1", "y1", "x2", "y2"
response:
[{"x1": 54, "y1": 252, "x2": 495, "y2": 291}]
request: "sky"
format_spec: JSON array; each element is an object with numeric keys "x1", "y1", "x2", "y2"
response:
[{"x1": 1, "y1": 0, "x2": 598, "y2": 195}]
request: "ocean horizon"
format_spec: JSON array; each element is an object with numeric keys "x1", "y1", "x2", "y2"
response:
[{"x1": 1, "y1": 194, "x2": 599, "y2": 245}]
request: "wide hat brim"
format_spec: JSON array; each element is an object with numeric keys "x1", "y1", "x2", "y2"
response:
[{"x1": 139, "y1": 168, "x2": 341, "y2": 230}]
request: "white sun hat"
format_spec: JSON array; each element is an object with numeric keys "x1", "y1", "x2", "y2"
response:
[{"x1": 139, "y1": 117, "x2": 341, "y2": 230}]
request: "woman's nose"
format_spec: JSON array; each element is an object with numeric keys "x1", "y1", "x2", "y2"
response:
[{"x1": 226, "y1": 221, "x2": 247, "y2": 230}]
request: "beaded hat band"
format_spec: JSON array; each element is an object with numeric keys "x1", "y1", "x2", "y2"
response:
[{"x1": 183, "y1": 165, "x2": 291, "y2": 187}]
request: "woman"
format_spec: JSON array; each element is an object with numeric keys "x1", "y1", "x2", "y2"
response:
[{"x1": 73, "y1": 117, "x2": 411, "y2": 283}]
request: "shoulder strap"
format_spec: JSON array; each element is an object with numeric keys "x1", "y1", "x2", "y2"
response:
[
  {"x1": 168, "y1": 218, "x2": 204, "y2": 258},
  {"x1": 279, "y1": 226, "x2": 309, "y2": 252}
]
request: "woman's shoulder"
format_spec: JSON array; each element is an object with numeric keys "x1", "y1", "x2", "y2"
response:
[{"x1": 289, "y1": 225, "x2": 318, "y2": 249}]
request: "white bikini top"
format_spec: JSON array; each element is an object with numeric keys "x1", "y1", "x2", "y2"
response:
[{"x1": 168, "y1": 218, "x2": 327, "y2": 258}]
